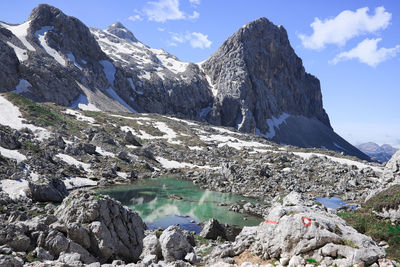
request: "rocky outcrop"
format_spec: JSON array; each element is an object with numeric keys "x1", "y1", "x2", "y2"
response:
[
  {"x1": 200, "y1": 218, "x2": 228, "y2": 241},
  {"x1": 0, "y1": 130, "x2": 21, "y2": 149},
  {"x1": 28, "y1": 178, "x2": 68, "y2": 202},
  {"x1": 200, "y1": 17, "x2": 368, "y2": 160},
  {"x1": 231, "y1": 204, "x2": 385, "y2": 266},
  {"x1": 159, "y1": 226, "x2": 193, "y2": 262},
  {"x1": 54, "y1": 190, "x2": 146, "y2": 263},
  {"x1": 383, "y1": 150, "x2": 400, "y2": 183},
  {"x1": 202, "y1": 18, "x2": 329, "y2": 131}
]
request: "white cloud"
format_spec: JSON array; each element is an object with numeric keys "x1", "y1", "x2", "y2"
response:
[
  {"x1": 142, "y1": 0, "x2": 199, "y2": 23},
  {"x1": 189, "y1": 32, "x2": 211, "y2": 49},
  {"x1": 128, "y1": 14, "x2": 143, "y2": 21},
  {"x1": 188, "y1": 11, "x2": 200, "y2": 20},
  {"x1": 331, "y1": 38, "x2": 400, "y2": 67},
  {"x1": 167, "y1": 31, "x2": 212, "y2": 49},
  {"x1": 299, "y1": 6, "x2": 391, "y2": 49},
  {"x1": 157, "y1": 27, "x2": 166, "y2": 32}
]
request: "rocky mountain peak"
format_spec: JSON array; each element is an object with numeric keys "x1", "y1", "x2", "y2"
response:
[
  {"x1": 106, "y1": 22, "x2": 138, "y2": 42},
  {"x1": 28, "y1": 4, "x2": 65, "y2": 28},
  {"x1": 239, "y1": 17, "x2": 288, "y2": 40}
]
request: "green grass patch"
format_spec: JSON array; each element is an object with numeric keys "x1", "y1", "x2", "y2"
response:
[
  {"x1": 22, "y1": 140, "x2": 40, "y2": 152},
  {"x1": 26, "y1": 252, "x2": 40, "y2": 263},
  {"x1": 338, "y1": 208, "x2": 400, "y2": 260},
  {"x1": 6, "y1": 93, "x2": 65, "y2": 127},
  {"x1": 194, "y1": 234, "x2": 209, "y2": 246},
  {"x1": 305, "y1": 258, "x2": 318, "y2": 265},
  {"x1": 365, "y1": 184, "x2": 400, "y2": 212}
]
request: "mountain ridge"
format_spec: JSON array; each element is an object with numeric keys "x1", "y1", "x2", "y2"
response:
[
  {"x1": 356, "y1": 142, "x2": 398, "y2": 163},
  {"x1": 0, "y1": 4, "x2": 369, "y2": 160}
]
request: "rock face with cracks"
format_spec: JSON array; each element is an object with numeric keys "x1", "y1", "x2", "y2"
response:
[
  {"x1": 54, "y1": 190, "x2": 146, "y2": 263},
  {"x1": 233, "y1": 204, "x2": 385, "y2": 266},
  {"x1": 159, "y1": 225, "x2": 193, "y2": 262}
]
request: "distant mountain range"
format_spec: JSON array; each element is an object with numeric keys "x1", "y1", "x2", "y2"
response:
[
  {"x1": 356, "y1": 142, "x2": 398, "y2": 163},
  {"x1": 0, "y1": 4, "x2": 369, "y2": 160}
]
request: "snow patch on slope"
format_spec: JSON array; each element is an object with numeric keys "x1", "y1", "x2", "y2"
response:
[
  {"x1": 293, "y1": 152, "x2": 383, "y2": 172},
  {"x1": 106, "y1": 87, "x2": 137, "y2": 113},
  {"x1": 70, "y1": 93, "x2": 100, "y2": 111},
  {"x1": 100, "y1": 60, "x2": 116, "y2": 85},
  {"x1": 66, "y1": 52, "x2": 83, "y2": 70},
  {"x1": 36, "y1": 26, "x2": 66, "y2": 66},
  {"x1": 156, "y1": 156, "x2": 218, "y2": 170},
  {"x1": 12, "y1": 79, "x2": 32, "y2": 94},
  {"x1": 258, "y1": 113, "x2": 290, "y2": 139},
  {"x1": 56, "y1": 153, "x2": 92, "y2": 172},
  {"x1": 0, "y1": 179, "x2": 29, "y2": 200},
  {"x1": 0, "y1": 95, "x2": 50, "y2": 140},
  {"x1": 0, "y1": 21, "x2": 35, "y2": 51},
  {"x1": 63, "y1": 109, "x2": 96, "y2": 124},
  {"x1": 64, "y1": 177, "x2": 97, "y2": 190},
  {"x1": 0, "y1": 147, "x2": 27, "y2": 163},
  {"x1": 151, "y1": 49, "x2": 189, "y2": 74},
  {"x1": 6, "y1": 41, "x2": 28, "y2": 61}
]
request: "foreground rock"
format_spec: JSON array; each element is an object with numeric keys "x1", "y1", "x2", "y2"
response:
[
  {"x1": 206, "y1": 202, "x2": 385, "y2": 266},
  {"x1": 55, "y1": 190, "x2": 146, "y2": 263},
  {"x1": 159, "y1": 226, "x2": 193, "y2": 262}
]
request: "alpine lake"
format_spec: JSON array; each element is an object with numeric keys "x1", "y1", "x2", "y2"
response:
[{"x1": 98, "y1": 176, "x2": 264, "y2": 233}]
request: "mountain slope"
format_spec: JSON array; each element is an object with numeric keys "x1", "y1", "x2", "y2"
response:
[
  {"x1": 0, "y1": 4, "x2": 369, "y2": 160},
  {"x1": 357, "y1": 142, "x2": 398, "y2": 163}
]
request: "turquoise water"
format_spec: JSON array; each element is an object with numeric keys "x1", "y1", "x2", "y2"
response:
[{"x1": 99, "y1": 177, "x2": 263, "y2": 232}]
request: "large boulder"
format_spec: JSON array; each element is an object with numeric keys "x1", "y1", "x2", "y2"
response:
[
  {"x1": 159, "y1": 226, "x2": 193, "y2": 262},
  {"x1": 200, "y1": 218, "x2": 227, "y2": 240},
  {"x1": 383, "y1": 150, "x2": 400, "y2": 184},
  {"x1": 140, "y1": 233, "x2": 162, "y2": 260},
  {"x1": 0, "y1": 255, "x2": 23, "y2": 267},
  {"x1": 55, "y1": 190, "x2": 146, "y2": 263},
  {"x1": 0, "y1": 130, "x2": 21, "y2": 150},
  {"x1": 233, "y1": 205, "x2": 385, "y2": 266},
  {"x1": 125, "y1": 131, "x2": 142, "y2": 147},
  {"x1": 28, "y1": 178, "x2": 68, "y2": 202}
]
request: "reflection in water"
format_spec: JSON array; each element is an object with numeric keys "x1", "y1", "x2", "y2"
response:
[
  {"x1": 99, "y1": 177, "x2": 263, "y2": 232},
  {"x1": 316, "y1": 196, "x2": 357, "y2": 210}
]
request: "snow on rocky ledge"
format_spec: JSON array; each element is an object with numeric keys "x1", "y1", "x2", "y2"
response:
[{"x1": 0, "y1": 95, "x2": 51, "y2": 140}]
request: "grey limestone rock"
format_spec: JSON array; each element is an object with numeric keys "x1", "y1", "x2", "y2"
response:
[
  {"x1": 28, "y1": 178, "x2": 68, "y2": 202},
  {"x1": 159, "y1": 225, "x2": 193, "y2": 262},
  {"x1": 55, "y1": 190, "x2": 146, "y2": 263},
  {"x1": 0, "y1": 130, "x2": 21, "y2": 150},
  {"x1": 140, "y1": 233, "x2": 162, "y2": 260},
  {"x1": 200, "y1": 218, "x2": 227, "y2": 240},
  {"x1": 0, "y1": 255, "x2": 23, "y2": 267},
  {"x1": 233, "y1": 204, "x2": 385, "y2": 265}
]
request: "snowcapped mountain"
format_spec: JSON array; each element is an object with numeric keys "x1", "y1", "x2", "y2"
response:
[{"x1": 0, "y1": 4, "x2": 369, "y2": 160}]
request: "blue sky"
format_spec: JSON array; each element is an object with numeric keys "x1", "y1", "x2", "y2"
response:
[{"x1": 1, "y1": 0, "x2": 399, "y2": 146}]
